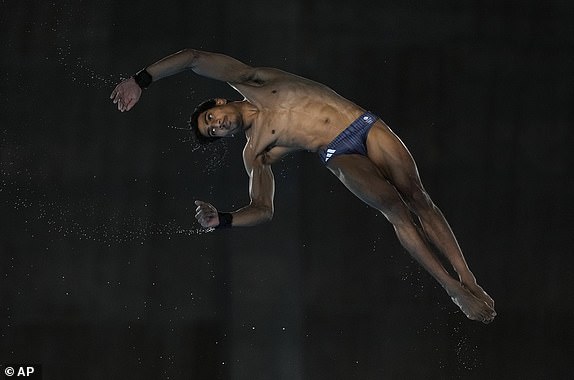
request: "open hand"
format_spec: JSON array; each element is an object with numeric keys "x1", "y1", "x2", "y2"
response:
[
  {"x1": 194, "y1": 200, "x2": 220, "y2": 228},
  {"x1": 110, "y1": 77, "x2": 142, "y2": 112}
]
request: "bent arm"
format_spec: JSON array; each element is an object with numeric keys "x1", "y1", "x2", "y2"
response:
[
  {"x1": 194, "y1": 147, "x2": 291, "y2": 228},
  {"x1": 229, "y1": 155, "x2": 275, "y2": 227}
]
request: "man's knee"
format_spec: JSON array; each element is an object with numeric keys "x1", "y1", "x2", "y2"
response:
[
  {"x1": 380, "y1": 198, "x2": 413, "y2": 225},
  {"x1": 402, "y1": 185, "x2": 434, "y2": 214}
]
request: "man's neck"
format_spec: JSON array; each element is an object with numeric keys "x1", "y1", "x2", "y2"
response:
[{"x1": 238, "y1": 100, "x2": 259, "y2": 131}]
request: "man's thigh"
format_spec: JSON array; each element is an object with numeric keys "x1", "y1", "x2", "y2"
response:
[
  {"x1": 365, "y1": 123, "x2": 426, "y2": 195},
  {"x1": 325, "y1": 154, "x2": 409, "y2": 219}
]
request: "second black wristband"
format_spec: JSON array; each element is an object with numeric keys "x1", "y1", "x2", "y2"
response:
[
  {"x1": 133, "y1": 68, "x2": 152, "y2": 89},
  {"x1": 216, "y1": 212, "x2": 233, "y2": 229}
]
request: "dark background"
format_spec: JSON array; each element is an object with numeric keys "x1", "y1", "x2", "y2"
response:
[{"x1": 1, "y1": 0, "x2": 573, "y2": 379}]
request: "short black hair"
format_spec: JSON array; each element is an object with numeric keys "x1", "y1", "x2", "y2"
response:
[{"x1": 188, "y1": 99, "x2": 229, "y2": 145}]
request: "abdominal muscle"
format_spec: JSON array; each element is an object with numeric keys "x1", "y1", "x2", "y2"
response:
[{"x1": 258, "y1": 100, "x2": 366, "y2": 153}]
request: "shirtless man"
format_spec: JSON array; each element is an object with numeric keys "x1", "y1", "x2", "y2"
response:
[{"x1": 110, "y1": 49, "x2": 496, "y2": 323}]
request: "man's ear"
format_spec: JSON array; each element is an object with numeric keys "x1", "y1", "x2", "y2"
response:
[{"x1": 214, "y1": 98, "x2": 228, "y2": 106}]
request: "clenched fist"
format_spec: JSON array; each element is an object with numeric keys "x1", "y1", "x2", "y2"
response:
[{"x1": 194, "y1": 200, "x2": 220, "y2": 228}]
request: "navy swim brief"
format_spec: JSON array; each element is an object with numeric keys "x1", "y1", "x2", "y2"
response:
[{"x1": 318, "y1": 111, "x2": 378, "y2": 164}]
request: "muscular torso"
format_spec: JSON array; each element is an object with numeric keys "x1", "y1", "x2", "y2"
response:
[{"x1": 232, "y1": 69, "x2": 366, "y2": 164}]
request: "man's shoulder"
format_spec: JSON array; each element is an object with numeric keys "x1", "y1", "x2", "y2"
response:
[{"x1": 238, "y1": 67, "x2": 295, "y2": 86}]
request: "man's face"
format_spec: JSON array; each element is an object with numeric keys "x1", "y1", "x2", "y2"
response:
[{"x1": 198, "y1": 104, "x2": 241, "y2": 138}]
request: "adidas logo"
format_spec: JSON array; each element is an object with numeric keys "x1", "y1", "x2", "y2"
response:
[{"x1": 325, "y1": 148, "x2": 336, "y2": 161}]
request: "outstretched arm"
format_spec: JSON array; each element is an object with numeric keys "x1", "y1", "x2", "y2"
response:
[
  {"x1": 146, "y1": 49, "x2": 255, "y2": 83},
  {"x1": 110, "y1": 49, "x2": 282, "y2": 112}
]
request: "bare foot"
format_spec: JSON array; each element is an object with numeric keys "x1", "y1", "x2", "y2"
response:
[
  {"x1": 463, "y1": 281, "x2": 495, "y2": 310},
  {"x1": 449, "y1": 284, "x2": 496, "y2": 324}
]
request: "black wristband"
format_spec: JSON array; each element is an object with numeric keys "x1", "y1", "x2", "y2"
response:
[
  {"x1": 133, "y1": 68, "x2": 152, "y2": 89},
  {"x1": 216, "y1": 212, "x2": 233, "y2": 229}
]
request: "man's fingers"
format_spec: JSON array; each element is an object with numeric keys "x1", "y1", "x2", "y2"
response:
[
  {"x1": 195, "y1": 200, "x2": 211, "y2": 211},
  {"x1": 196, "y1": 207, "x2": 215, "y2": 218},
  {"x1": 110, "y1": 87, "x2": 121, "y2": 100},
  {"x1": 113, "y1": 91, "x2": 123, "y2": 108},
  {"x1": 195, "y1": 201, "x2": 211, "y2": 215},
  {"x1": 125, "y1": 98, "x2": 136, "y2": 111},
  {"x1": 194, "y1": 200, "x2": 218, "y2": 227},
  {"x1": 110, "y1": 84, "x2": 121, "y2": 100},
  {"x1": 195, "y1": 211, "x2": 214, "y2": 227},
  {"x1": 123, "y1": 99, "x2": 132, "y2": 112},
  {"x1": 118, "y1": 95, "x2": 131, "y2": 112}
]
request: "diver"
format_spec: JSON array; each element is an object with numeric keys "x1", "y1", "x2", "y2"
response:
[{"x1": 111, "y1": 48, "x2": 496, "y2": 323}]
